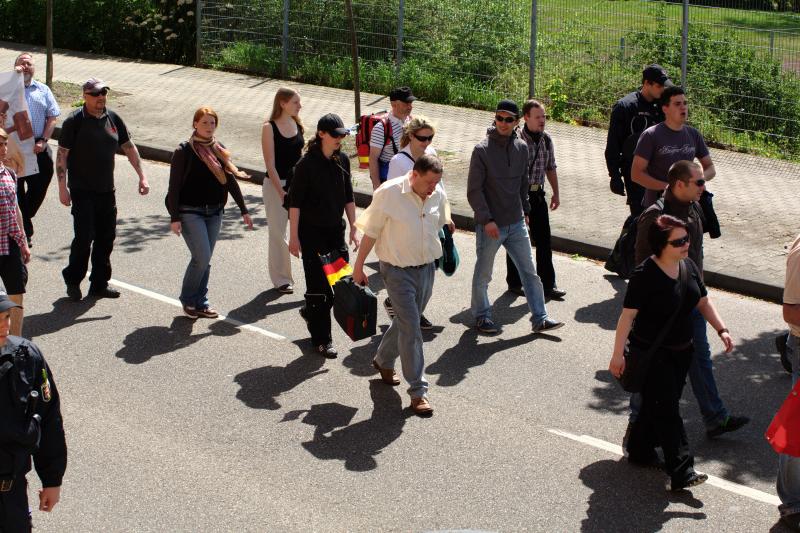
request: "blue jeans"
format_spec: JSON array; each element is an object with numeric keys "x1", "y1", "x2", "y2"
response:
[
  {"x1": 778, "y1": 333, "x2": 800, "y2": 517},
  {"x1": 179, "y1": 205, "x2": 222, "y2": 309},
  {"x1": 375, "y1": 262, "x2": 435, "y2": 399},
  {"x1": 471, "y1": 220, "x2": 548, "y2": 324},
  {"x1": 629, "y1": 309, "x2": 729, "y2": 427}
]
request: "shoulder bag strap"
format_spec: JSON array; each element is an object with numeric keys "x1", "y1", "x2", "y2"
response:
[{"x1": 398, "y1": 151, "x2": 415, "y2": 163}]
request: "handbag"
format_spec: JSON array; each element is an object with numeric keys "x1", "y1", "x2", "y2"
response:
[
  {"x1": 437, "y1": 225, "x2": 459, "y2": 276},
  {"x1": 617, "y1": 259, "x2": 688, "y2": 393},
  {"x1": 766, "y1": 378, "x2": 800, "y2": 457}
]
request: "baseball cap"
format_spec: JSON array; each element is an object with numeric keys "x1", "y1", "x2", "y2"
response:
[
  {"x1": 642, "y1": 64, "x2": 674, "y2": 87},
  {"x1": 495, "y1": 99, "x2": 520, "y2": 118},
  {"x1": 389, "y1": 86, "x2": 416, "y2": 103},
  {"x1": 82, "y1": 77, "x2": 110, "y2": 92},
  {"x1": 0, "y1": 293, "x2": 21, "y2": 313},
  {"x1": 317, "y1": 113, "x2": 349, "y2": 136}
]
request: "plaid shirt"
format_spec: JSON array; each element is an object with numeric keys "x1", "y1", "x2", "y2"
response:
[
  {"x1": 517, "y1": 126, "x2": 557, "y2": 187},
  {"x1": 24, "y1": 80, "x2": 60, "y2": 139},
  {"x1": 0, "y1": 167, "x2": 24, "y2": 255}
]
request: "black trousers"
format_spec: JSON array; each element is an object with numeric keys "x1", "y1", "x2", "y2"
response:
[
  {"x1": 506, "y1": 189, "x2": 556, "y2": 293},
  {"x1": 299, "y1": 223, "x2": 348, "y2": 346},
  {"x1": 623, "y1": 172, "x2": 645, "y2": 218},
  {"x1": 16, "y1": 148, "x2": 54, "y2": 240},
  {"x1": 0, "y1": 477, "x2": 31, "y2": 533},
  {"x1": 62, "y1": 189, "x2": 117, "y2": 289},
  {"x1": 627, "y1": 343, "x2": 695, "y2": 484}
]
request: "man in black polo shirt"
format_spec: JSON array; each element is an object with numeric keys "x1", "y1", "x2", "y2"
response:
[{"x1": 56, "y1": 78, "x2": 150, "y2": 301}]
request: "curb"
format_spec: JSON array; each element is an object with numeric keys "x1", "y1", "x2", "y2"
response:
[{"x1": 52, "y1": 127, "x2": 783, "y2": 304}]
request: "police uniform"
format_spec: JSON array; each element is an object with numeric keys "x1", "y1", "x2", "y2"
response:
[{"x1": 0, "y1": 329, "x2": 66, "y2": 532}]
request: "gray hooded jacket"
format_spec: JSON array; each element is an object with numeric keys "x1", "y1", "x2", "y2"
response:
[{"x1": 467, "y1": 126, "x2": 530, "y2": 227}]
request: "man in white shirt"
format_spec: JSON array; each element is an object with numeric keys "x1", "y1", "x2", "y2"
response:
[
  {"x1": 354, "y1": 154, "x2": 452, "y2": 416},
  {"x1": 368, "y1": 87, "x2": 414, "y2": 189}
]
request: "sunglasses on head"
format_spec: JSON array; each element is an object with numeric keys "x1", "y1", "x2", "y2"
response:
[
  {"x1": 413, "y1": 133, "x2": 434, "y2": 142},
  {"x1": 85, "y1": 88, "x2": 108, "y2": 97},
  {"x1": 495, "y1": 115, "x2": 517, "y2": 123},
  {"x1": 668, "y1": 235, "x2": 690, "y2": 247}
]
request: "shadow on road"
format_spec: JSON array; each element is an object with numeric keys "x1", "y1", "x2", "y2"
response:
[
  {"x1": 226, "y1": 289, "x2": 302, "y2": 326},
  {"x1": 342, "y1": 324, "x2": 389, "y2": 378},
  {"x1": 281, "y1": 380, "x2": 410, "y2": 471},
  {"x1": 25, "y1": 297, "x2": 107, "y2": 340},
  {"x1": 115, "y1": 316, "x2": 239, "y2": 364},
  {"x1": 580, "y1": 458, "x2": 706, "y2": 532},
  {"x1": 234, "y1": 352, "x2": 329, "y2": 411},
  {"x1": 588, "y1": 328, "x2": 794, "y2": 486},
  {"x1": 574, "y1": 274, "x2": 627, "y2": 331}
]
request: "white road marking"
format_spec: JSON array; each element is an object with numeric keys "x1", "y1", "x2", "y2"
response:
[
  {"x1": 548, "y1": 428, "x2": 781, "y2": 506},
  {"x1": 108, "y1": 278, "x2": 288, "y2": 341}
]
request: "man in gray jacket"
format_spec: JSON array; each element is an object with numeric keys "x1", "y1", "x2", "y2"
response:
[{"x1": 467, "y1": 99, "x2": 564, "y2": 335}]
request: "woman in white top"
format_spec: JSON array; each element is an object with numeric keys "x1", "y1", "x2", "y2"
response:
[{"x1": 386, "y1": 116, "x2": 437, "y2": 180}]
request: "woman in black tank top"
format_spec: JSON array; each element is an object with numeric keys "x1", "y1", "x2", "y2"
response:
[{"x1": 261, "y1": 88, "x2": 304, "y2": 294}]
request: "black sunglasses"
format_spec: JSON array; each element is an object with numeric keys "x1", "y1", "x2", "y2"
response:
[
  {"x1": 495, "y1": 115, "x2": 517, "y2": 123},
  {"x1": 85, "y1": 89, "x2": 108, "y2": 97},
  {"x1": 668, "y1": 235, "x2": 690, "y2": 247},
  {"x1": 413, "y1": 133, "x2": 434, "y2": 142},
  {"x1": 329, "y1": 132, "x2": 348, "y2": 139},
  {"x1": 688, "y1": 178, "x2": 706, "y2": 187}
]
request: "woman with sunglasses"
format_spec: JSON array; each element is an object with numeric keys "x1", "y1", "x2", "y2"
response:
[
  {"x1": 288, "y1": 113, "x2": 359, "y2": 358},
  {"x1": 261, "y1": 87, "x2": 304, "y2": 295},
  {"x1": 167, "y1": 106, "x2": 253, "y2": 319},
  {"x1": 609, "y1": 214, "x2": 733, "y2": 492}
]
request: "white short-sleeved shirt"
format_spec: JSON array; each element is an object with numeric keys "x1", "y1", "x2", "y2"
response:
[
  {"x1": 355, "y1": 173, "x2": 448, "y2": 267},
  {"x1": 784, "y1": 234, "x2": 800, "y2": 336},
  {"x1": 386, "y1": 145, "x2": 437, "y2": 181},
  {"x1": 369, "y1": 113, "x2": 407, "y2": 163}
]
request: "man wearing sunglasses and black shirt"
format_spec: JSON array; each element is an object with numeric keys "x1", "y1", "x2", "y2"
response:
[
  {"x1": 630, "y1": 160, "x2": 748, "y2": 444},
  {"x1": 56, "y1": 78, "x2": 150, "y2": 301}
]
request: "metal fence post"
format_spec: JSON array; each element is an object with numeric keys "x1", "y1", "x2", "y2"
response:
[
  {"x1": 769, "y1": 31, "x2": 775, "y2": 60},
  {"x1": 396, "y1": 0, "x2": 405, "y2": 69},
  {"x1": 195, "y1": 0, "x2": 202, "y2": 66},
  {"x1": 681, "y1": 0, "x2": 689, "y2": 88},
  {"x1": 281, "y1": 0, "x2": 290, "y2": 77},
  {"x1": 46, "y1": 0, "x2": 53, "y2": 86},
  {"x1": 345, "y1": 0, "x2": 361, "y2": 122},
  {"x1": 528, "y1": 0, "x2": 537, "y2": 98},
  {"x1": 619, "y1": 37, "x2": 625, "y2": 65}
]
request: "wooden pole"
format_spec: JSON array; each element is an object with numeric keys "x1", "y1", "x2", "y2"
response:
[
  {"x1": 345, "y1": 0, "x2": 361, "y2": 123},
  {"x1": 46, "y1": 0, "x2": 53, "y2": 87}
]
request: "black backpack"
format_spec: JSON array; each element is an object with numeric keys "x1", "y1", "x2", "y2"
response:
[{"x1": 605, "y1": 198, "x2": 665, "y2": 279}]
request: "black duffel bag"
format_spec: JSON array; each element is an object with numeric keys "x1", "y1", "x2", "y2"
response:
[{"x1": 333, "y1": 276, "x2": 377, "y2": 341}]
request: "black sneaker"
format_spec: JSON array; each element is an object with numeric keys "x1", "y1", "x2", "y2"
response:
[
  {"x1": 777, "y1": 333, "x2": 793, "y2": 374},
  {"x1": 419, "y1": 315, "x2": 433, "y2": 330},
  {"x1": 706, "y1": 415, "x2": 749, "y2": 438},
  {"x1": 316, "y1": 342, "x2": 337, "y2": 359},
  {"x1": 533, "y1": 318, "x2": 564, "y2": 334},
  {"x1": 476, "y1": 318, "x2": 499, "y2": 334},
  {"x1": 546, "y1": 287, "x2": 567, "y2": 300},
  {"x1": 88, "y1": 286, "x2": 121, "y2": 299},
  {"x1": 670, "y1": 472, "x2": 708, "y2": 491},
  {"x1": 507, "y1": 286, "x2": 524, "y2": 296},
  {"x1": 383, "y1": 298, "x2": 395, "y2": 319},
  {"x1": 66, "y1": 284, "x2": 82, "y2": 302},
  {"x1": 781, "y1": 513, "x2": 800, "y2": 532}
]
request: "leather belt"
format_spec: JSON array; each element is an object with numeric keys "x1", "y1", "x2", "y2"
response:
[{"x1": 0, "y1": 479, "x2": 14, "y2": 492}]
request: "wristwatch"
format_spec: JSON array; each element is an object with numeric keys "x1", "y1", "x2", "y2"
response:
[{"x1": 717, "y1": 328, "x2": 729, "y2": 336}]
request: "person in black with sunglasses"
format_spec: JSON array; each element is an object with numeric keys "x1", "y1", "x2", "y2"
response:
[
  {"x1": 628, "y1": 160, "x2": 748, "y2": 444},
  {"x1": 288, "y1": 113, "x2": 359, "y2": 358}
]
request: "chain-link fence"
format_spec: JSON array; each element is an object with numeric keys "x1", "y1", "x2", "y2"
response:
[{"x1": 199, "y1": 0, "x2": 800, "y2": 161}]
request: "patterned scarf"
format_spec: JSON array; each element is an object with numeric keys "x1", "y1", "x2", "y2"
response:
[{"x1": 189, "y1": 132, "x2": 247, "y2": 185}]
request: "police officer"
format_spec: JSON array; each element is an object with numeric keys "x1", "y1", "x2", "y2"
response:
[
  {"x1": 0, "y1": 294, "x2": 67, "y2": 532},
  {"x1": 605, "y1": 64, "x2": 673, "y2": 217}
]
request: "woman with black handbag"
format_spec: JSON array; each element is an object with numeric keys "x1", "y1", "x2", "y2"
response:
[
  {"x1": 608, "y1": 214, "x2": 733, "y2": 491},
  {"x1": 288, "y1": 113, "x2": 359, "y2": 358}
]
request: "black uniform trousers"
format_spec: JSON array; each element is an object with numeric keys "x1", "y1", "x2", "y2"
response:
[
  {"x1": 623, "y1": 170, "x2": 645, "y2": 218},
  {"x1": 506, "y1": 189, "x2": 556, "y2": 293},
  {"x1": 62, "y1": 189, "x2": 117, "y2": 289},
  {"x1": 299, "y1": 222, "x2": 348, "y2": 346},
  {"x1": 627, "y1": 343, "x2": 696, "y2": 485},
  {"x1": 0, "y1": 477, "x2": 31, "y2": 532},
  {"x1": 16, "y1": 148, "x2": 54, "y2": 242}
]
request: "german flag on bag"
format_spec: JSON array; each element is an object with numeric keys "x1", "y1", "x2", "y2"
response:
[{"x1": 319, "y1": 250, "x2": 353, "y2": 287}]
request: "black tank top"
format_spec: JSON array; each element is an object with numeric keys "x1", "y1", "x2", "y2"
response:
[{"x1": 270, "y1": 120, "x2": 304, "y2": 189}]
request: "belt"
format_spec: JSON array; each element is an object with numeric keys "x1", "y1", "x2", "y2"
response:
[
  {"x1": 529, "y1": 184, "x2": 541, "y2": 192},
  {"x1": 406, "y1": 263, "x2": 430, "y2": 269},
  {"x1": 0, "y1": 478, "x2": 13, "y2": 492}
]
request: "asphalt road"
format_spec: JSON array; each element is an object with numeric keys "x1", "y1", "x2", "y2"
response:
[{"x1": 16, "y1": 153, "x2": 793, "y2": 532}]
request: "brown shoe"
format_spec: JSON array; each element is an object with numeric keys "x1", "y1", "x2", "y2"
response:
[
  {"x1": 372, "y1": 360, "x2": 400, "y2": 385},
  {"x1": 410, "y1": 396, "x2": 433, "y2": 416}
]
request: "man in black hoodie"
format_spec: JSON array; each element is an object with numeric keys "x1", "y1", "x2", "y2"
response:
[{"x1": 467, "y1": 99, "x2": 564, "y2": 336}]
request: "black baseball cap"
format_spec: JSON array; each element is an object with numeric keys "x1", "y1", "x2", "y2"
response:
[
  {"x1": 0, "y1": 293, "x2": 21, "y2": 313},
  {"x1": 495, "y1": 99, "x2": 520, "y2": 118},
  {"x1": 316, "y1": 113, "x2": 349, "y2": 136},
  {"x1": 642, "y1": 64, "x2": 674, "y2": 87},
  {"x1": 389, "y1": 86, "x2": 416, "y2": 103}
]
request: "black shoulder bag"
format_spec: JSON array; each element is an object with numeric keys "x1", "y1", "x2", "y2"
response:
[{"x1": 618, "y1": 259, "x2": 688, "y2": 393}]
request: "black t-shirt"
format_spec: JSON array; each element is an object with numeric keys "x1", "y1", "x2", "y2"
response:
[
  {"x1": 58, "y1": 107, "x2": 130, "y2": 192},
  {"x1": 624, "y1": 258, "x2": 707, "y2": 344},
  {"x1": 289, "y1": 146, "x2": 354, "y2": 230},
  {"x1": 178, "y1": 148, "x2": 226, "y2": 207}
]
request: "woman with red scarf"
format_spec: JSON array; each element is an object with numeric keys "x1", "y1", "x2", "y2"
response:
[{"x1": 167, "y1": 107, "x2": 253, "y2": 319}]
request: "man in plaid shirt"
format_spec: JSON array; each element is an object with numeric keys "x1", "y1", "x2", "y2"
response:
[{"x1": 505, "y1": 99, "x2": 565, "y2": 300}]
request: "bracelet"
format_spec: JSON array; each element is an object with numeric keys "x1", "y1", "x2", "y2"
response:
[{"x1": 717, "y1": 328, "x2": 729, "y2": 336}]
